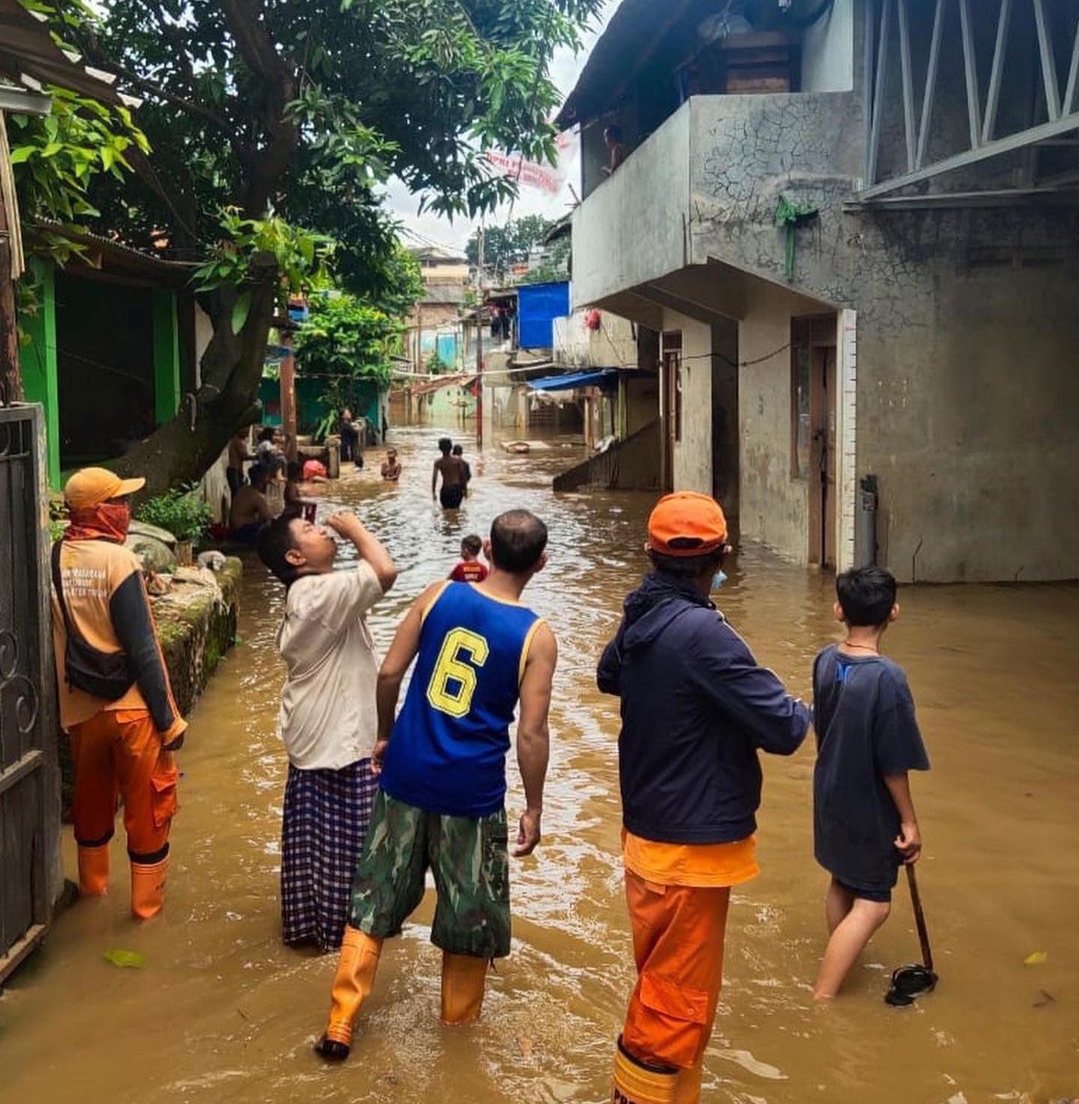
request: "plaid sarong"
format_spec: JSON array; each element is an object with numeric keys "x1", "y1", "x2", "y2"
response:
[{"x1": 281, "y1": 758, "x2": 377, "y2": 952}]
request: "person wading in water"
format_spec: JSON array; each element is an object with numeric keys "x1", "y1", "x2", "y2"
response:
[
  {"x1": 598, "y1": 492, "x2": 810, "y2": 1104},
  {"x1": 432, "y1": 437, "x2": 468, "y2": 510},
  {"x1": 51, "y1": 467, "x2": 188, "y2": 919},
  {"x1": 315, "y1": 509, "x2": 557, "y2": 1061}
]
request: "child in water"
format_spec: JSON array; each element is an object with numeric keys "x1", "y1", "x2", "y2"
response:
[
  {"x1": 448, "y1": 535, "x2": 488, "y2": 583},
  {"x1": 381, "y1": 448, "x2": 402, "y2": 482},
  {"x1": 284, "y1": 462, "x2": 318, "y2": 523},
  {"x1": 812, "y1": 566, "x2": 930, "y2": 999}
]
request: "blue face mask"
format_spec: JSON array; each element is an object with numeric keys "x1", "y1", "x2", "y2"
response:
[{"x1": 711, "y1": 570, "x2": 728, "y2": 591}]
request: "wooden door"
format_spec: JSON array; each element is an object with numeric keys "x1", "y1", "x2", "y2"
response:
[{"x1": 810, "y1": 345, "x2": 837, "y2": 569}]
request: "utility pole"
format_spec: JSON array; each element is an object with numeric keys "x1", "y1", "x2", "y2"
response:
[{"x1": 475, "y1": 224, "x2": 484, "y2": 448}]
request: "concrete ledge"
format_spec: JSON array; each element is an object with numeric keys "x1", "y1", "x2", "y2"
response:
[{"x1": 152, "y1": 560, "x2": 242, "y2": 715}]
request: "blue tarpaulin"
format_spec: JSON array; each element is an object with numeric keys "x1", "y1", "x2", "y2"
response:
[
  {"x1": 517, "y1": 281, "x2": 570, "y2": 349},
  {"x1": 526, "y1": 369, "x2": 618, "y2": 392}
]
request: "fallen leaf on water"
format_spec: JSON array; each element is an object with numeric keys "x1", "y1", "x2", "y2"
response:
[
  {"x1": 1024, "y1": 951, "x2": 1048, "y2": 966},
  {"x1": 104, "y1": 949, "x2": 145, "y2": 969},
  {"x1": 1033, "y1": 989, "x2": 1055, "y2": 1008}
]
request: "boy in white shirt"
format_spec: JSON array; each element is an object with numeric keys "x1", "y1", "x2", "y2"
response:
[{"x1": 258, "y1": 510, "x2": 397, "y2": 950}]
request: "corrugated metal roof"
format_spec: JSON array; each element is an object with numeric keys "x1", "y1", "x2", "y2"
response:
[{"x1": 0, "y1": 0, "x2": 126, "y2": 106}]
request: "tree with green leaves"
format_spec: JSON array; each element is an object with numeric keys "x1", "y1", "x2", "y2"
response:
[
  {"x1": 54, "y1": 0, "x2": 603, "y2": 492},
  {"x1": 466, "y1": 214, "x2": 553, "y2": 283}
]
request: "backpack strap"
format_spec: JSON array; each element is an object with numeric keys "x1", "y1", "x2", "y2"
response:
[{"x1": 51, "y1": 542, "x2": 74, "y2": 631}]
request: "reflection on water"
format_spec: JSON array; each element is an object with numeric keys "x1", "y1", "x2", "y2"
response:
[{"x1": 1, "y1": 425, "x2": 1077, "y2": 1104}]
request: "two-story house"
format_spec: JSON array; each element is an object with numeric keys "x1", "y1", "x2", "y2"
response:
[{"x1": 559, "y1": 0, "x2": 1079, "y2": 582}]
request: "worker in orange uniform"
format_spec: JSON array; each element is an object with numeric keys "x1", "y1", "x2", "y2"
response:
[
  {"x1": 598, "y1": 493, "x2": 810, "y2": 1103},
  {"x1": 51, "y1": 468, "x2": 187, "y2": 919}
]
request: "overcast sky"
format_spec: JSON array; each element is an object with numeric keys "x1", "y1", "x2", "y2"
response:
[{"x1": 385, "y1": 5, "x2": 614, "y2": 253}]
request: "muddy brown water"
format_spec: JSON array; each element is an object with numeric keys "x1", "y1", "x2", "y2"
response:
[{"x1": 1, "y1": 425, "x2": 1077, "y2": 1104}]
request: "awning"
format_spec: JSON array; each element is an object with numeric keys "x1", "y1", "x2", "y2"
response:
[{"x1": 526, "y1": 369, "x2": 618, "y2": 392}]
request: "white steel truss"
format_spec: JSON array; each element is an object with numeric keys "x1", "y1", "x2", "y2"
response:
[{"x1": 859, "y1": 0, "x2": 1079, "y2": 201}]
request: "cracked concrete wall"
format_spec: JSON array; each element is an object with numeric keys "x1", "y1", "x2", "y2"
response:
[
  {"x1": 687, "y1": 94, "x2": 1079, "y2": 582},
  {"x1": 572, "y1": 73, "x2": 1079, "y2": 580}
]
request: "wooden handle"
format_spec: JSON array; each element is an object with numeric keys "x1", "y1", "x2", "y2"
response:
[{"x1": 906, "y1": 864, "x2": 934, "y2": 973}]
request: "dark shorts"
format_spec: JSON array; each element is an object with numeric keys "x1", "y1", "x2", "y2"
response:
[
  {"x1": 439, "y1": 485, "x2": 465, "y2": 509},
  {"x1": 349, "y1": 792, "x2": 511, "y2": 959},
  {"x1": 837, "y1": 879, "x2": 892, "y2": 904}
]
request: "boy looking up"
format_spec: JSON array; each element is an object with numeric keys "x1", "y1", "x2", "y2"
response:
[
  {"x1": 257, "y1": 511, "x2": 397, "y2": 951},
  {"x1": 812, "y1": 566, "x2": 930, "y2": 1000},
  {"x1": 449, "y1": 535, "x2": 488, "y2": 583}
]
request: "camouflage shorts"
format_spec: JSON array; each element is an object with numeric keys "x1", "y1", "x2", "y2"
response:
[{"x1": 349, "y1": 791, "x2": 511, "y2": 959}]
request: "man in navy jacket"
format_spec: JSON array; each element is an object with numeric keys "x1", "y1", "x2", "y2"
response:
[{"x1": 599, "y1": 492, "x2": 810, "y2": 1104}]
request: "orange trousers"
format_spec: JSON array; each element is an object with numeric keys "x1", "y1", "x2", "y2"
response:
[
  {"x1": 70, "y1": 709, "x2": 179, "y2": 860},
  {"x1": 621, "y1": 871, "x2": 732, "y2": 1071}
]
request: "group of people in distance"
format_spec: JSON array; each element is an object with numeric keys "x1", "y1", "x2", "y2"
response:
[
  {"x1": 48, "y1": 448, "x2": 929, "y2": 1104},
  {"x1": 252, "y1": 487, "x2": 928, "y2": 1104}
]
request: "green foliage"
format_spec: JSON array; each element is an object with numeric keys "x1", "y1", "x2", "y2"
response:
[
  {"x1": 8, "y1": 84, "x2": 148, "y2": 267},
  {"x1": 519, "y1": 236, "x2": 570, "y2": 285},
  {"x1": 136, "y1": 486, "x2": 212, "y2": 542},
  {"x1": 467, "y1": 215, "x2": 555, "y2": 283},
  {"x1": 426, "y1": 351, "x2": 450, "y2": 374},
  {"x1": 192, "y1": 211, "x2": 336, "y2": 314},
  {"x1": 295, "y1": 293, "x2": 401, "y2": 383},
  {"x1": 74, "y1": 0, "x2": 604, "y2": 258}
]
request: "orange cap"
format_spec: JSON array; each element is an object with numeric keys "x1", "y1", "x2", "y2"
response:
[
  {"x1": 647, "y1": 492, "x2": 728, "y2": 556},
  {"x1": 64, "y1": 467, "x2": 145, "y2": 509}
]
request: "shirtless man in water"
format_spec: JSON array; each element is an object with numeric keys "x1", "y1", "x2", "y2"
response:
[
  {"x1": 229, "y1": 465, "x2": 274, "y2": 544},
  {"x1": 432, "y1": 438, "x2": 467, "y2": 509}
]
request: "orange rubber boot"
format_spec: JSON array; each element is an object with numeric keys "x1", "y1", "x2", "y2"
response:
[
  {"x1": 672, "y1": 1061, "x2": 703, "y2": 1104},
  {"x1": 612, "y1": 1037, "x2": 678, "y2": 1104},
  {"x1": 130, "y1": 857, "x2": 169, "y2": 919},
  {"x1": 440, "y1": 952, "x2": 488, "y2": 1026},
  {"x1": 316, "y1": 927, "x2": 383, "y2": 1061},
  {"x1": 77, "y1": 844, "x2": 110, "y2": 897}
]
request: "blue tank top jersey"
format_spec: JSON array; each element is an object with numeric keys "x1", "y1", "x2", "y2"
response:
[{"x1": 379, "y1": 582, "x2": 543, "y2": 818}]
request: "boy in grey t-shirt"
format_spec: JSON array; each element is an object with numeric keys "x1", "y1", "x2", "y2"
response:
[{"x1": 812, "y1": 566, "x2": 930, "y2": 999}]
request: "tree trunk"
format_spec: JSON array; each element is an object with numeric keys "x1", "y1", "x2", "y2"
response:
[{"x1": 114, "y1": 275, "x2": 277, "y2": 497}]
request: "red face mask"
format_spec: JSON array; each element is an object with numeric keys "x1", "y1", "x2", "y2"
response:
[{"x1": 65, "y1": 501, "x2": 131, "y2": 544}]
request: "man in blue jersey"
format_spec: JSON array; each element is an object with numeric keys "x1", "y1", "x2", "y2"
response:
[{"x1": 316, "y1": 509, "x2": 558, "y2": 1061}]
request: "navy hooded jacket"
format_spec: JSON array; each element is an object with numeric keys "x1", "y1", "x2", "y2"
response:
[{"x1": 598, "y1": 573, "x2": 810, "y2": 845}]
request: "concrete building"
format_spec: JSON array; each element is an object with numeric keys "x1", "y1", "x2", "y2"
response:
[
  {"x1": 558, "y1": 0, "x2": 1079, "y2": 582},
  {"x1": 404, "y1": 242, "x2": 468, "y2": 373}
]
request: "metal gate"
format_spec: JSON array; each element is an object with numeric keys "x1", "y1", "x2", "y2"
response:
[{"x1": 0, "y1": 403, "x2": 59, "y2": 983}]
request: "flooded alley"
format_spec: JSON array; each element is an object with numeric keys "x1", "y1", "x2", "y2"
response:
[{"x1": 1, "y1": 425, "x2": 1077, "y2": 1104}]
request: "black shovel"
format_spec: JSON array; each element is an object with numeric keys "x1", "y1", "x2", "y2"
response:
[{"x1": 885, "y1": 864, "x2": 938, "y2": 1006}]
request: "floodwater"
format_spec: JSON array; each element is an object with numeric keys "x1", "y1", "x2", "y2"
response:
[{"x1": 1, "y1": 424, "x2": 1077, "y2": 1104}]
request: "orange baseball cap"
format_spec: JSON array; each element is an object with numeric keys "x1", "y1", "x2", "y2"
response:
[
  {"x1": 64, "y1": 467, "x2": 146, "y2": 509},
  {"x1": 647, "y1": 492, "x2": 728, "y2": 556}
]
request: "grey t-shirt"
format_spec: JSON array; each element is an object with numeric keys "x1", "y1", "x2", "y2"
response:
[{"x1": 812, "y1": 646, "x2": 930, "y2": 892}]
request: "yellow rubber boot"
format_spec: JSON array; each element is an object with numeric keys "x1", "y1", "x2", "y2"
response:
[
  {"x1": 316, "y1": 927, "x2": 383, "y2": 1061},
  {"x1": 612, "y1": 1036, "x2": 678, "y2": 1104},
  {"x1": 672, "y1": 1061, "x2": 703, "y2": 1104},
  {"x1": 440, "y1": 952, "x2": 488, "y2": 1026},
  {"x1": 130, "y1": 857, "x2": 168, "y2": 919},
  {"x1": 77, "y1": 844, "x2": 110, "y2": 897}
]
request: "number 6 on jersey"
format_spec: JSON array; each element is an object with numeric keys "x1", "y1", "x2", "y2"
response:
[{"x1": 426, "y1": 628, "x2": 490, "y2": 717}]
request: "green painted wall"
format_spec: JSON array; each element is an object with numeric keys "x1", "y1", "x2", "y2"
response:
[
  {"x1": 152, "y1": 288, "x2": 181, "y2": 425},
  {"x1": 20, "y1": 260, "x2": 60, "y2": 488}
]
